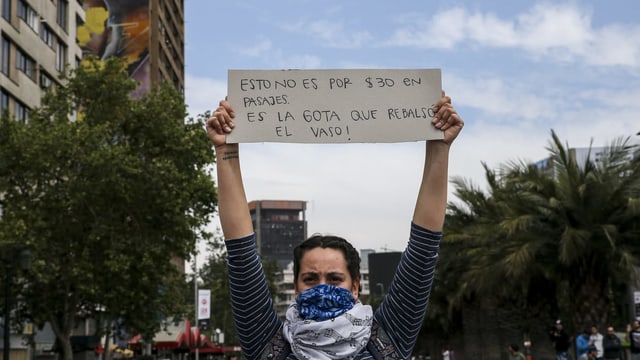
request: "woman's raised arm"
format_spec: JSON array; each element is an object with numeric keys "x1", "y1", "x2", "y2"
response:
[
  {"x1": 206, "y1": 99, "x2": 254, "y2": 240},
  {"x1": 413, "y1": 92, "x2": 464, "y2": 230}
]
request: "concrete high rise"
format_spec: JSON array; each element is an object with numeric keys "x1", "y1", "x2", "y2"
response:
[
  {"x1": 1, "y1": 0, "x2": 84, "y2": 120},
  {"x1": 78, "y1": 0, "x2": 185, "y2": 96},
  {"x1": 249, "y1": 200, "x2": 308, "y2": 270},
  {"x1": 1, "y1": 0, "x2": 184, "y2": 121}
]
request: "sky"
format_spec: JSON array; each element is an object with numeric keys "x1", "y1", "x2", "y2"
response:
[{"x1": 183, "y1": 0, "x2": 640, "y2": 257}]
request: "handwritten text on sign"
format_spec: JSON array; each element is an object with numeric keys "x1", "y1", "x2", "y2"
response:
[{"x1": 226, "y1": 69, "x2": 443, "y2": 143}]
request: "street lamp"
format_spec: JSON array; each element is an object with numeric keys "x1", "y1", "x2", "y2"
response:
[{"x1": 3, "y1": 248, "x2": 31, "y2": 360}]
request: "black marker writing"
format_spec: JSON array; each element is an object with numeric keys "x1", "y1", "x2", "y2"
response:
[
  {"x1": 303, "y1": 110, "x2": 341, "y2": 122},
  {"x1": 243, "y1": 95, "x2": 288, "y2": 107},
  {"x1": 387, "y1": 107, "x2": 434, "y2": 120},
  {"x1": 309, "y1": 125, "x2": 350, "y2": 138}
]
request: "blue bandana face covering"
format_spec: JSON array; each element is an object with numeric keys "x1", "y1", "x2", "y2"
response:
[{"x1": 296, "y1": 284, "x2": 355, "y2": 321}]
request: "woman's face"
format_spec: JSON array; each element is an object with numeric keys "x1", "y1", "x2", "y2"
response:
[{"x1": 295, "y1": 247, "x2": 359, "y2": 301}]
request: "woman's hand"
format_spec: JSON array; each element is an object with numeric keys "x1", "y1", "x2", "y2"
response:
[
  {"x1": 431, "y1": 91, "x2": 464, "y2": 146},
  {"x1": 206, "y1": 98, "x2": 235, "y2": 148}
]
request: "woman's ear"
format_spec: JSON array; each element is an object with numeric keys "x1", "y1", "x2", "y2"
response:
[{"x1": 352, "y1": 278, "x2": 360, "y2": 301}]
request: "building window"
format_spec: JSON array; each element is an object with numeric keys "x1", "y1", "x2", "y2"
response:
[
  {"x1": 17, "y1": 0, "x2": 25, "y2": 16},
  {"x1": 40, "y1": 71, "x2": 53, "y2": 89},
  {"x1": 18, "y1": 0, "x2": 39, "y2": 33},
  {"x1": 56, "y1": 41, "x2": 66, "y2": 71},
  {"x1": 1, "y1": 36, "x2": 10, "y2": 76},
  {"x1": 1, "y1": 89, "x2": 9, "y2": 114},
  {"x1": 2, "y1": 0, "x2": 11, "y2": 21},
  {"x1": 16, "y1": 49, "x2": 35, "y2": 80},
  {"x1": 40, "y1": 23, "x2": 54, "y2": 47},
  {"x1": 14, "y1": 100, "x2": 29, "y2": 122},
  {"x1": 56, "y1": 0, "x2": 68, "y2": 31},
  {"x1": 17, "y1": 0, "x2": 25, "y2": 19}
]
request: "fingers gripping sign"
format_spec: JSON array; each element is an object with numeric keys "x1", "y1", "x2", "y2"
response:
[
  {"x1": 207, "y1": 99, "x2": 236, "y2": 147},
  {"x1": 430, "y1": 91, "x2": 464, "y2": 145}
]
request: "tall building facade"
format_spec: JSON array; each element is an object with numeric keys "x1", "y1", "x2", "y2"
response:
[
  {"x1": 1, "y1": 0, "x2": 84, "y2": 121},
  {"x1": 1, "y1": 0, "x2": 184, "y2": 122},
  {"x1": 368, "y1": 252, "x2": 401, "y2": 297},
  {"x1": 249, "y1": 200, "x2": 308, "y2": 270},
  {"x1": 534, "y1": 146, "x2": 638, "y2": 176},
  {"x1": 78, "y1": 0, "x2": 184, "y2": 96}
]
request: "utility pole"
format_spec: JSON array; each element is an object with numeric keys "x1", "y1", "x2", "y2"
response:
[
  {"x1": 3, "y1": 262, "x2": 11, "y2": 360},
  {"x1": 194, "y1": 254, "x2": 199, "y2": 360}
]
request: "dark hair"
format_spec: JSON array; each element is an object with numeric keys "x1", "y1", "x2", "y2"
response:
[
  {"x1": 293, "y1": 234, "x2": 361, "y2": 286},
  {"x1": 509, "y1": 343, "x2": 520, "y2": 352}
]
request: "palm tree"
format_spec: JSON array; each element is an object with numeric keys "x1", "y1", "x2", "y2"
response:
[
  {"x1": 514, "y1": 131, "x2": 640, "y2": 330},
  {"x1": 433, "y1": 130, "x2": 640, "y2": 358}
]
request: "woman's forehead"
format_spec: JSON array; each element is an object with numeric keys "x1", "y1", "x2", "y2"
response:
[{"x1": 300, "y1": 247, "x2": 348, "y2": 270}]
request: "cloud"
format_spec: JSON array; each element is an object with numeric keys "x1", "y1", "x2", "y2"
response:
[
  {"x1": 387, "y1": 3, "x2": 640, "y2": 67},
  {"x1": 306, "y1": 20, "x2": 374, "y2": 48},
  {"x1": 389, "y1": 8, "x2": 470, "y2": 49},
  {"x1": 516, "y1": 3, "x2": 593, "y2": 52},
  {"x1": 238, "y1": 36, "x2": 273, "y2": 57},
  {"x1": 274, "y1": 54, "x2": 324, "y2": 69},
  {"x1": 235, "y1": 36, "x2": 323, "y2": 69},
  {"x1": 282, "y1": 20, "x2": 374, "y2": 49},
  {"x1": 184, "y1": 74, "x2": 227, "y2": 118},
  {"x1": 444, "y1": 73, "x2": 550, "y2": 121}
]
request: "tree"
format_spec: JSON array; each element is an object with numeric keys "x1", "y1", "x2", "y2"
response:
[
  {"x1": 431, "y1": 130, "x2": 640, "y2": 358},
  {"x1": 196, "y1": 232, "x2": 279, "y2": 347},
  {"x1": 0, "y1": 57, "x2": 217, "y2": 360}
]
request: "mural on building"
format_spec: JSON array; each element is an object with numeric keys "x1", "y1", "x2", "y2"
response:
[{"x1": 77, "y1": 0, "x2": 150, "y2": 97}]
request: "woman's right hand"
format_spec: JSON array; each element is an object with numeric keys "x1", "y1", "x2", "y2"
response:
[
  {"x1": 430, "y1": 91, "x2": 463, "y2": 146},
  {"x1": 206, "y1": 98, "x2": 235, "y2": 147}
]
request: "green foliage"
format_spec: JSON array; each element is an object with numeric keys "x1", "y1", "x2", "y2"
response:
[
  {"x1": 196, "y1": 233, "x2": 280, "y2": 347},
  {"x1": 424, "y1": 130, "x2": 640, "y2": 351},
  {"x1": 0, "y1": 57, "x2": 217, "y2": 359}
]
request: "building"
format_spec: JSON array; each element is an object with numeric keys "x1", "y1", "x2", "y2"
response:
[
  {"x1": 368, "y1": 251, "x2": 401, "y2": 297},
  {"x1": 1, "y1": 0, "x2": 83, "y2": 121},
  {"x1": 1, "y1": 0, "x2": 184, "y2": 122},
  {"x1": 359, "y1": 248, "x2": 375, "y2": 295},
  {"x1": 534, "y1": 145, "x2": 637, "y2": 176},
  {"x1": 274, "y1": 262, "x2": 296, "y2": 318},
  {"x1": 249, "y1": 200, "x2": 308, "y2": 270},
  {"x1": 78, "y1": 0, "x2": 185, "y2": 97}
]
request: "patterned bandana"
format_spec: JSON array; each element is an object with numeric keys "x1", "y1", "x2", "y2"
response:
[
  {"x1": 283, "y1": 299, "x2": 373, "y2": 360},
  {"x1": 296, "y1": 284, "x2": 355, "y2": 321}
]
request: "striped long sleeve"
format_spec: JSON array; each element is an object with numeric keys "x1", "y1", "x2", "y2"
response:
[
  {"x1": 225, "y1": 234, "x2": 282, "y2": 359},
  {"x1": 375, "y1": 222, "x2": 442, "y2": 359}
]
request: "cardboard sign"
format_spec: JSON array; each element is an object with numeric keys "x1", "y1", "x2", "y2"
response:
[{"x1": 226, "y1": 69, "x2": 443, "y2": 143}]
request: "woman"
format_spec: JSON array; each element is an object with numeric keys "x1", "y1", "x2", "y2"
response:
[{"x1": 206, "y1": 92, "x2": 464, "y2": 359}]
